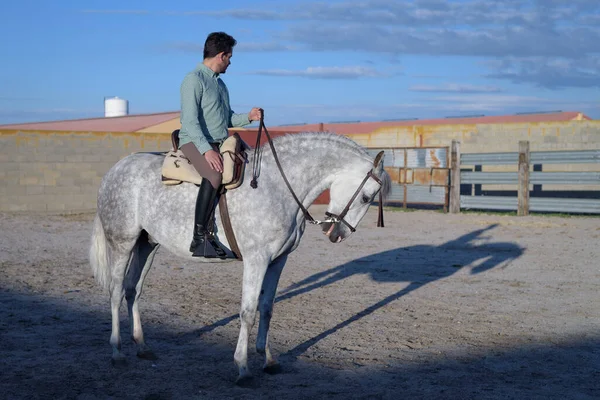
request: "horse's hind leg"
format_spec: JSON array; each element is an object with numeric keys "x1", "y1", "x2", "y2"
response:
[
  {"x1": 256, "y1": 255, "x2": 287, "y2": 373},
  {"x1": 124, "y1": 230, "x2": 159, "y2": 361},
  {"x1": 108, "y1": 239, "x2": 138, "y2": 366},
  {"x1": 234, "y1": 254, "x2": 269, "y2": 384}
]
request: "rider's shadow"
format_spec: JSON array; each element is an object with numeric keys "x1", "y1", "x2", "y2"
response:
[{"x1": 277, "y1": 223, "x2": 524, "y2": 358}]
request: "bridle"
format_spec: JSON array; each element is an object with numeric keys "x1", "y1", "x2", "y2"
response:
[
  {"x1": 324, "y1": 168, "x2": 383, "y2": 232},
  {"x1": 250, "y1": 111, "x2": 385, "y2": 231}
]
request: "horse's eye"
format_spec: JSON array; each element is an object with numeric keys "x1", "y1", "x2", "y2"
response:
[{"x1": 362, "y1": 194, "x2": 371, "y2": 204}]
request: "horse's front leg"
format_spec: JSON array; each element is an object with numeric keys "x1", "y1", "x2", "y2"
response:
[
  {"x1": 256, "y1": 254, "x2": 288, "y2": 373},
  {"x1": 234, "y1": 254, "x2": 269, "y2": 384}
]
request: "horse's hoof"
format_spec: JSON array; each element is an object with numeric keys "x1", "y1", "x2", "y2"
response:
[
  {"x1": 137, "y1": 349, "x2": 158, "y2": 361},
  {"x1": 111, "y1": 354, "x2": 128, "y2": 367},
  {"x1": 263, "y1": 362, "x2": 282, "y2": 375},
  {"x1": 235, "y1": 374, "x2": 255, "y2": 387}
]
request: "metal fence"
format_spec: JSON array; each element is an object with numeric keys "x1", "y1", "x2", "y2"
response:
[{"x1": 458, "y1": 146, "x2": 600, "y2": 214}]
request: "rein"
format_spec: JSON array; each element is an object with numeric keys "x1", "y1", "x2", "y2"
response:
[
  {"x1": 249, "y1": 111, "x2": 385, "y2": 229},
  {"x1": 250, "y1": 113, "x2": 317, "y2": 224}
]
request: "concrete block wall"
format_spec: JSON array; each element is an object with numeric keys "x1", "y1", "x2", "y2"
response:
[
  {"x1": 349, "y1": 121, "x2": 600, "y2": 153},
  {"x1": 1, "y1": 121, "x2": 599, "y2": 212},
  {"x1": 0, "y1": 130, "x2": 171, "y2": 212}
]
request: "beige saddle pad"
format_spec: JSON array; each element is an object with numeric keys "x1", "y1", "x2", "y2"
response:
[{"x1": 161, "y1": 132, "x2": 248, "y2": 190}]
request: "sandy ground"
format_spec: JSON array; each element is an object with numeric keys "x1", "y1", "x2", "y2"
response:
[{"x1": 1, "y1": 205, "x2": 599, "y2": 400}]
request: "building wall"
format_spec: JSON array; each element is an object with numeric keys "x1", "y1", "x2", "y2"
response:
[
  {"x1": 0, "y1": 130, "x2": 171, "y2": 212},
  {"x1": 351, "y1": 120, "x2": 600, "y2": 191},
  {"x1": 349, "y1": 120, "x2": 600, "y2": 152},
  {"x1": 1, "y1": 120, "x2": 599, "y2": 212}
]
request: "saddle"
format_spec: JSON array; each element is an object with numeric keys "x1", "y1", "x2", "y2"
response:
[
  {"x1": 161, "y1": 130, "x2": 248, "y2": 190},
  {"x1": 160, "y1": 130, "x2": 247, "y2": 260}
]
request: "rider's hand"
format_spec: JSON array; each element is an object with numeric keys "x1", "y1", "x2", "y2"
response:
[
  {"x1": 248, "y1": 107, "x2": 263, "y2": 122},
  {"x1": 204, "y1": 149, "x2": 223, "y2": 173}
]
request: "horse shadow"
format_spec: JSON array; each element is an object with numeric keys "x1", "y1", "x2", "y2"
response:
[
  {"x1": 279, "y1": 223, "x2": 524, "y2": 358},
  {"x1": 196, "y1": 224, "x2": 524, "y2": 359}
]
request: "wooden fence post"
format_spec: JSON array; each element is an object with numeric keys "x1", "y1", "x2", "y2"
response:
[
  {"x1": 450, "y1": 140, "x2": 461, "y2": 213},
  {"x1": 518, "y1": 140, "x2": 530, "y2": 216}
]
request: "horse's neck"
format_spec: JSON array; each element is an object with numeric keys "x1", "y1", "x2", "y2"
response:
[{"x1": 254, "y1": 135, "x2": 359, "y2": 206}]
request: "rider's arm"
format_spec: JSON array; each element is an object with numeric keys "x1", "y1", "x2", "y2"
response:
[{"x1": 228, "y1": 109, "x2": 253, "y2": 128}]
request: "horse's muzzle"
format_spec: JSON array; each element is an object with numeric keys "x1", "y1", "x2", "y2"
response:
[{"x1": 321, "y1": 220, "x2": 345, "y2": 243}]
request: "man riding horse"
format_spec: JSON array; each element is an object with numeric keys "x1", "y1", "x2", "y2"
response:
[{"x1": 178, "y1": 32, "x2": 262, "y2": 258}]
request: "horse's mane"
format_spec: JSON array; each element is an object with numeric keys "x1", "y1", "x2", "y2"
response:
[
  {"x1": 268, "y1": 131, "x2": 392, "y2": 202},
  {"x1": 269, "y1": 131, "x2": 372, "y2": 163}
]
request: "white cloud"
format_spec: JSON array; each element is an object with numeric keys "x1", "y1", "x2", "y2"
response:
[
  {"x1": 236, "y1": 42, "x2": 300, "y2": 52},
  {"x1": 421, "y1": 93, "x2": 596, "y2": 113},
  {"x1": 485, "y1": 56, "x2": 600, "y2": 88},
  {"x1": 409, "y1": 83, "x2": 503, "y2": 93},
  {"x1": 159, "y1": 41, "x2": 298, "y2": 53},
  {"x1": 84, "y1": 1, "x2": 600, "y2": 89},
  {"x1": 231, "y1": 93, "x2": 600, "y2": 125},
  {"x1": 246, "y1": 66, "x2": 388, "y2": 79}
]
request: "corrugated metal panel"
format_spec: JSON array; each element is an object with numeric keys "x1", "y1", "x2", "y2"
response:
[
  {"x1": 386, "y1": 183, "x2": 446, "y2": 205},
  {"x1": 407, "y1": 185, "x2": 446, "y2": 204},
  {"x1": 531, "y1": 150, "x2": 600, "y2": 164},
  {"x1": 366, "y1": 149, "x2": 404, "y2": 167},
  {"x1": 395, "y1": 168, "x2": 449, "y2": 185},
  {"x1": 461, "y1": 172, "x2": 517, "y2": 184},
  {"x1": 530, "y1": 171, "x2": 600, "y2": 185},
  {"x1": 461, "y1": 152, "x2": 517, "y2": 165},
  {"x1": 460, "y1": 196, "x2": 600, "y2": 214},
  {"x1": 406, "y1": 148, "x2": 448, "y2": 168},
  {"x1": 460, "y1": 195, "x2": 517, "y2": 210},
  {"x1": 530, "y1": 198, "x2": 600, "y2": 213},
  {"x1": 462, "y1": 150, "x2": 600, "y2": 166},
  {"x1": 460, "y1": 171, "x2": 600, "y2": 185},
  {"x1": 387, "y1": 183, "x2": 405, "y2": 203}
]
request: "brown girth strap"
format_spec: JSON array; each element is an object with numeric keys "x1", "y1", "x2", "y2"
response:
[{"x1": 218, "y1": 193, "x2": 243, "y2": 260}]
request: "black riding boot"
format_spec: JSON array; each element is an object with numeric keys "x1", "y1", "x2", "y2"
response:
[{"x1": 189, "y1": 179, "x2": 226, "y2": 258}]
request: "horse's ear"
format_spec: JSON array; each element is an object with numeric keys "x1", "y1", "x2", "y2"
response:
[{"x1": 373, "y1": 151, "x2": 384, "y2": 168}]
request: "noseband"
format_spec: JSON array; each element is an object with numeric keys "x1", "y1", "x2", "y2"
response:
[{"x1": 250, "y1": 112, "x2": 385, "y2": 232}]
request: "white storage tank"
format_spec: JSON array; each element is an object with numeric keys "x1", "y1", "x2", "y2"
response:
[{"x1": 104, "y1": 96, "x2": 129, "y2": 117}]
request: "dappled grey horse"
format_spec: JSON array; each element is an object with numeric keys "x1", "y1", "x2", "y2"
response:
[{"x1": 89, "y1": 132, "x2": 391, "y2": 383}]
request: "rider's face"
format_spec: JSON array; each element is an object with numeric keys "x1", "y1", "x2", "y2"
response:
[{"x1": 219, "y1": 52, "x2": 232, "y2": 74}]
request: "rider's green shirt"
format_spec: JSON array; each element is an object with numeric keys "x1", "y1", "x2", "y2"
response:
[{"x1": 179, "y1": 63, "x2": 251, "y2": 154}]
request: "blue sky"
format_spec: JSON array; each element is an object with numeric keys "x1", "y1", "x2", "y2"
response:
[{"x1": 1, "y1": 0, "x2": 599, "y2": 126}]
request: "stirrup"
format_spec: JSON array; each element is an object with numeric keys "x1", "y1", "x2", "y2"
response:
[
  {"x1": 191, "y1": 235, "x2": 220, "y2": 258},
  {"x1": 208, "y1": 236, "x2": 228, "y2": 259}
]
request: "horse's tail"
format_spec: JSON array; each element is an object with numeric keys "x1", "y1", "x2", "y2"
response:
[{"x1": 89, "y1": 214, "x2": 111, "y2": 291}]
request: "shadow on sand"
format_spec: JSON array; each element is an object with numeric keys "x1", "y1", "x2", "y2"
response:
[
  {"x1": 197, "y1": 224, "x2": 523, "y2": 355},
  {"x1": 2, "y1": 225, "x2": 598, "y2": 398}
]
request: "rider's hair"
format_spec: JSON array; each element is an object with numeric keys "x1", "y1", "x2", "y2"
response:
[{"x1": 204, "y1": 32, "x2": 237, "y2": 59}]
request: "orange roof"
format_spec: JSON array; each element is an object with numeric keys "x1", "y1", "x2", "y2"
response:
[
  {"x1": 275, "y1": 111, "x2": 592, "y2": 134},
  {"x1": 0, "y1": 110, "x2": 590, "y2": 134},
  {"x1": 0, "y1": 111, "x2": 180, "y2": 132}
]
